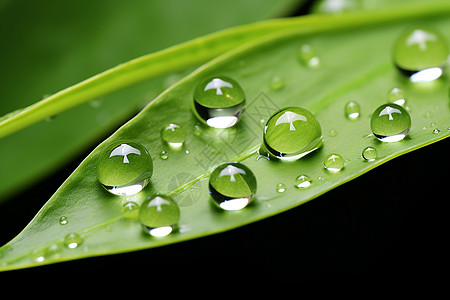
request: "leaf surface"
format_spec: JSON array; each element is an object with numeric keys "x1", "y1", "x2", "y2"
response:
[{"x1": 1, "y1": 3, "x2": 449, "y2": 271}]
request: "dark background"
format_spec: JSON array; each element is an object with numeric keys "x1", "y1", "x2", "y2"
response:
[{"x1": 0, "y1": 138, "x2": 447, "y2": 283}]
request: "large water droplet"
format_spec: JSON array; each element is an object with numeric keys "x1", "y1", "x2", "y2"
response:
[
  {"x1": 295, "y1": 175, "x2": 312, "y2": 189},
  {"x1": 64, "y1": 233, "x2": 83, "y2": 249},
  {"x1": 370, "y1": 104, "x2": 411, "y2": 142},
  {"x1": 298, "y1": 44, "x2": 320, "y2": 68},
  {"x1": 209, "y1": 162, "x2": 257, "y2": 211},
  {"x1": 344, "y1": 101, "x2": 360, "y2": 120},
  {"x1": 193, "y1": 76, "x2": 245, "y2": 128},
  {"x1": 96, "y1": 140, "x2": 153, "y2": 196},
  {"x1": 263, "y1": 107, "x2": 322, "y2": 161},
  {"x1": 393, "y1": 27, "x2": 448, "y2": 82},
  {"x1": 362, "y1": 147, "x2": 377, "y2": 161},
  {"x1": 324, "y1": 153, "x2": 344, "y2": 172},
  {"x1": 139, "y1": 195, "x2": 180, "y2": 237},
  {"x1": 161, "y1": 123, "x2": 186, "y2": 148}
]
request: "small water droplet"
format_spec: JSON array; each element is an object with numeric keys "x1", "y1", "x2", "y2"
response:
[
  {"x1": 424, "y1": 111, "x2": 433, "y2": 118},
  {"x1": 193, "y1": 76, "x2": 245, "y2": 128},
  {"x1": 328, "y1": 129, "x2": 338, "y2": 137},
  {"x1": 30, "y1": 249, "x2": 46, "y2": 263},
  {"x1": 139, "y1": 195, "x2": 180, "y2": 237},
  {"x1": 344, "y1": 101, "x2": 360, "y2": 120},
  {"x1": 193, "y1": 124, "x2": 203, "y2": 136},
  {"x1": 295, "y1": 175, "x2": 312, "y2": 189},
  {"x1": 276, "y1": 183, "x2": 286, "y2": 193},
  {"x1": 96, "y1": 140, "x2": 153, "y2": 196},
  {"x1": 121, "y1": 201, "x2": 139, "y2": 219},
  {"x1": 161, "y1": 123, "x2": 186, "y2": 148},
  {"x1": 159, "y1": 150, "x2": 168, "y2": 160},
  {"x1": 370, "y1": 104, "x2": 411, "y2": 142},
  {"x1": 324, "y1": 153, "x2": 344, "y2": 172},
  {"x1": 64, "y1": 233, "x2": 83, "y2": 249},
  {"x1": 269, "y1": 76, "x2": 285, "y2": 91},
  {"x1": 387, "y1": 87, "x2": 407, "y2": 107},
  {"x1": 393, "y1": 27, "x2": 448, "y2": 82},
  {"x1": 209, "y1": 162, "x2": 257, "y2": 211},
  {"x1": 59, "y1": 216, "x2": 68, "y2": 225},
  {"x1": 263, "y1": 107, "x2": 322, "y2": 161},
  {"x1": 432, "y1": 128, "x2": 441, "y2": 134},
  {"x1": 298, "y1": 44, "x2": 320, "y2": 68},
  {"x1": 362, "y1": 147, "x2": 377, "y2": 161}
]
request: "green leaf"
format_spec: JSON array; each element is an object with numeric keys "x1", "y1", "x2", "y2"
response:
[
  {"x1": 0, "y1": 0, "x2": 301, "y2": 201},
  {"x1": 1, "y1": 3, "x2": 449, "y2": 271}
]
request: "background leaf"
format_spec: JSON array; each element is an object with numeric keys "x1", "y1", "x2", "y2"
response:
[{"x1": 1, "y1": 2, "x2": 448, "y2": 272}]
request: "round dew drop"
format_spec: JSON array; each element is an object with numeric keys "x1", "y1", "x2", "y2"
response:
[
  {"x1": 362, "y1": 147, "x2": 377, "y2": 161},
  {"x1": 344, "y1": 101, "x2": 360, "y2": 120},
  {"x1": 370, "y1": 103, "x2": 411, "y2": 142},
  {"x1": 64, "y1": 233, "x2": 83, "y2": 249},
  {"x1": 161, "y1": 123, "x2": 186, "y2": 148},
  {"x1": 295, "y1": 175, "x2": 312, "y2": 189},
  {"x1": 139, "y1": 195, "x2": 180, "y2": 237},
  {"x1": 263, "y1": 107, "x2": 322, "y2": 161},
  {"x1": 393, "y1": 27, "x2": 448, "y2": 82},
  {"x1": 324, "y1": 153, "x2": 344, "y2": 172},
  {"x1": 96, "y1": 140, "x2": 153, "y2": 196},
  {"x1": 193, "y1": 76, "x2": 245, "y2": 128},
  {"x1": 209, "y1": 162, "x2": 257, "y2": 211}
]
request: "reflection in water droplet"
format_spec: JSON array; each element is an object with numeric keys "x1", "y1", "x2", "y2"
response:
[
  {"x1": 298, "y1": 44, "x2": 320, "y2": 68},
  {"x1": 139, "y1": 195, "x2": 180, "y2": 237},
  {"x1": 276, "y1": 183, "x2": 286, "y2": 193},
  {"x1": 193, "y1": 76, "x2": 245, "y2": 128},
  {"x1": 324, "y1": 153, "x2": 344, "y2": 172},
  {"x1": 370, "y1": 104, "x2": 411, "y2": 142},
  {"x1": 209, "y1": 162, "x2": 257, "y2": 211},
  {"x1": 393, "y1": 27, "x2": 448, "y2": 82},
  {"x1": 362, "y1": 147, "x2": 377, "y2": 161},
  {"x1": 64, "y1": 233, "x2": 83, "y2": 249},
  {"x1": 387, "y1": 87, "x2": 407, "y2": 107},
  {"x1": 159, "y1": 150, "x2": 168, "y2": 160},
  {"x1": 295, "y1": 175, "x2": 312, "y2": 189},
  {"x1": 263, "y1": 107, "x2": 322, "y2": 161},
  {"x1": 59, "y1": 216, "x2": 68, "y2": 225},
  {"x1": 121, "y1": 201, "x2": 140, "y2": 219},
  {"x1": 161, "y1": 123, "x2": 186, "y2": 148},
  {"x1": 270, "y1": 76, "x2": 285, "y2": 91},
  {"x1": 344, "y1": 101, "x2": 360, "y2": 120},
  {"x1": 97, "y1": 140, "x2": 153, "y2": 196},
  {"x1": 432, "y1": 128, "x2": 441, "y2": 134}
]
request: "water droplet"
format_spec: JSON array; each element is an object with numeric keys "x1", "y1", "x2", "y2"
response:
[
  {"x1": 64, "y1": 233, "x2": 83, "y2": 249},
  {"x1": 370, "y1": 104, "x2": 411, "y2": 142},
  {"x1": 263, "y1": 107, "x2": 322, "y2": 161},
  {"x1": 30, "y1": 249, "x2": 46, "y2": 263},
  {"x1": 193, "y1": 76, "x2": 245, "y2": 128},
  {"x1": 96, "y1": 140, "x2": 153, "y2": 196},
  {"x1": 159, "y1": 150, "x2": 168, "y2": 160},
  {"x1": 387, "y1": 87, "x2": 407, "y2": 107},
  {"x1": 424, "y1": 111, "x2": 433, "y2": 118},
  {"x1": 432, "y1": 128, "x2": 441, "y2": 134},
  {"x1": 295, "y1": 175, "x2": 312, "y2": 189},
  {"x1": 362, "y1": 147, "x2": 377, "y2": 161},
  {"x1": 193, "y1": 124, "x2": 203, "y2": 136},
  {"x1": 298, "y1": 44, "x2": 320, "y2": 68},
  {"x1": 344, "y1": 101, "x2": 360, "y2": 120},
  {"x1": 161, "y1": 123, "x2": 186, "y2": 148},
  {"x1": 269, "y1": 76, "x2": 285, "y2": 90},
  {"x1": 276, "y1": 183, "x2": 286, "y2": 193},
  {"x1": 121, "y1": 201, "x2": 140, "y2": 219},
  {"x1": 393, "y1": 27, "x2": 448, "y2": 82},
  {"x1": 312, "y1": 0, "x2": 363, "y2": 14},
  {"x1": 139, "y1": 195, "x2": 180, "y2": 237},
  {"x1": 324, "y1": 153, "x2": 344, "y2": 172},
  {"x1": 328, "y1": 129, "x2": 338, "y2": 137},
  {"x1": 209, "y1": 162, "x2": 257, "y2": 211},
  {"x1": 59, "y1": 216, "x2": 68, "y2": 225}
]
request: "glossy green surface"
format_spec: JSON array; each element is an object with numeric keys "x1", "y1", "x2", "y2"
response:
[
  {"x1": 96, "y1": 140, "x2": 153, "y2": 188},
  {"x1": 370, "y1": 103, "x2": 411, "y2": 141},
  {"x1": 139, "y1": 195, "x2": 180, "y2": 228},
  {"x1": 263, "y1": 107, "x2": 322, "y2": 159}
]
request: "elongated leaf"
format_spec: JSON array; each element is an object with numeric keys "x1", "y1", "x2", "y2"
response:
[{"x1": 1, "y1": 3, "x2": 449, "y2": 271}]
